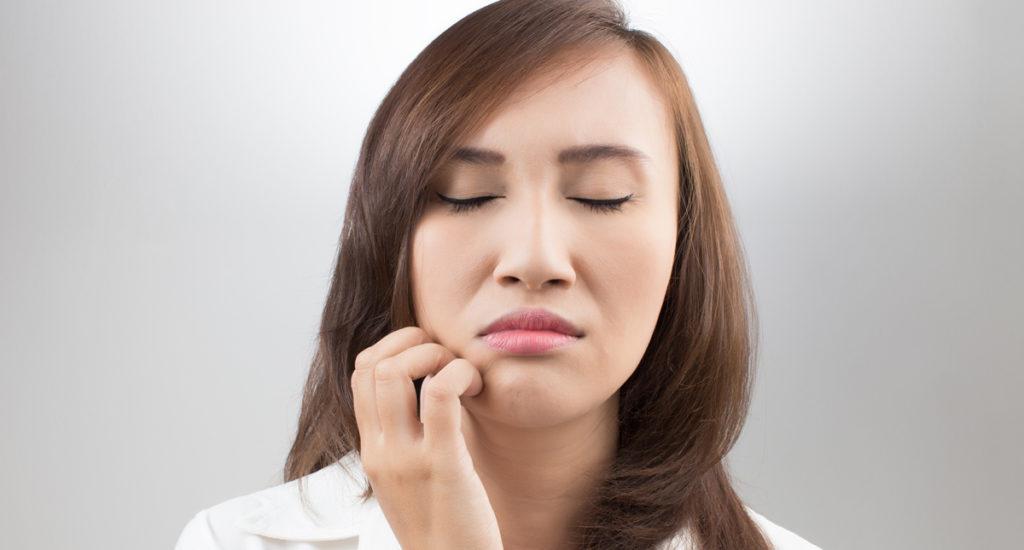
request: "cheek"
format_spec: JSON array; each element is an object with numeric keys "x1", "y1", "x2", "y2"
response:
[
  {"x1": 411, "y1": 217, "x2": 477, "y2": 333},
  {"x1": 411, "y1": 221, "x2": 445, "y2": 326},
  {"x1": 587, "y1": 217, "x2": 676, "y2": 376},
  {"x1": 593, "y1": 217, "x2": 675, "y2": 311}
]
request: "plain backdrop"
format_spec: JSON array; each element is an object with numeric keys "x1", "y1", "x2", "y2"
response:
[{"x1": 1, "y1": 1, "x2": 1021, "y2": 548}]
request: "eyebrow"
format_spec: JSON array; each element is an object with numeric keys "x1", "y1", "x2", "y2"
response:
[{"x1": 450, "y1": 143, "x2": 651, "y2": 167}]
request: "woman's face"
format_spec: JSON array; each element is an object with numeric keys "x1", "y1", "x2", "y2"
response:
[{"x1": 411, "y1": 47, "x2": 679, "y2": 428}]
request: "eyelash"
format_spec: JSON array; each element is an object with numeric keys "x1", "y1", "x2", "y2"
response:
[{"x1": 435, "y1": 192, "x2": 634, "y2": 214}]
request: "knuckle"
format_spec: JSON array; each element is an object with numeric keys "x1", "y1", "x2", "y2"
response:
[
  {"x1": 423, "y1": 380, "x2": 450, "y2": 402},
  {"x1": 441, "y1": 358, "x2": 468, "y2": 379},
  {"x1": 373, "y1": 357, "x2": 398, "y2": 382},
  {"x1": 354, "y1": 349, "x2": 373, "y2": 371}
]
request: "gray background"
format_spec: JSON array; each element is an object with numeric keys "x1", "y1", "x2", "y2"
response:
[{"x1": 1, "y1": 1, "x2": 1020, "y2": 548}]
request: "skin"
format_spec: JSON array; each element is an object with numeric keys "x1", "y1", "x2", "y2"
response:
[{"x1": 409, "y1": 44, "x2": 680, "y2": 549}]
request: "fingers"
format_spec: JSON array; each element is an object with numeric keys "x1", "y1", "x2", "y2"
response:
[
  {"x1": 420, "y1": 358, "x2": 484, "y2": 450},
  {"x1": 351, "y1": 327, "x2": 431, "y2": 444},
  {"x1": 374, "y1": 342, "x2": 457, "y2": 440}
]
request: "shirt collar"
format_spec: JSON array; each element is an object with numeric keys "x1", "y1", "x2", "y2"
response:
[
  {"x1": 232, "y1": 451, "x2": 403, "y2": 549},
  {"x1": 232, "y1": 450, "x2": 695, "y2": 549}
]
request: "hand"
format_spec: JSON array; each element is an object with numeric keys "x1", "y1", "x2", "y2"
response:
[{"x1": 351, "y1": 326, "x2": 503, "y2": 550}]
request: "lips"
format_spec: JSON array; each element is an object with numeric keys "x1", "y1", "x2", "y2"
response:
[
  {"x1": 479, "y1": 307, "x2": 584, "y2": 337},
  {"x1": 481, "y1": 330, "x2": 578, "y2": 354}
]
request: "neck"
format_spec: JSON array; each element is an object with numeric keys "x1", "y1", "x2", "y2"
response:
[{"x1": 460, "y1": 392, "x2": 619, "y2": 550}]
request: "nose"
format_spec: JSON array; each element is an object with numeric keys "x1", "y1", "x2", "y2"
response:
[{"x1": 491, "y1": 192, "x2": 577, "y2": 291}]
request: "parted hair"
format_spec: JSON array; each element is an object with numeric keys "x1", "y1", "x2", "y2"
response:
[{"x1": 284, "y1": 1, "x2": 770, "y2": 548}]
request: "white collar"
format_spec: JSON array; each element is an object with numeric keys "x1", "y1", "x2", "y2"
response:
[
  {"x1": 232, "y1": 451, "x2": 403, "y2": 549},
  {"x1": 230, "y1": 450, "x2": 696, "y2": 549}
]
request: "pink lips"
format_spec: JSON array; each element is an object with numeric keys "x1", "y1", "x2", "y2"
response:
[
  {"x1": 481, "y1": 330, "x2": 579, "y2": 354},
  {"x1": 479, "y1": 307, "x2": 583, "y2": 354}
]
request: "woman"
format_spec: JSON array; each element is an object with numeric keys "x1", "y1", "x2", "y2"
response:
[{"x1": 175, "y1": 1, "x2": 821, "y2": 548}]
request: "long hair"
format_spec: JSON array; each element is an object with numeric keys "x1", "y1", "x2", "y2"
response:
[{"x1": 284, "y1": 1, "x2": 769, "y2": 548}]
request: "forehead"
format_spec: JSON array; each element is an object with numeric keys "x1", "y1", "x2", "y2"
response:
[{"x1": 451, "y1": 47, "x2": 675, "y2": 172}]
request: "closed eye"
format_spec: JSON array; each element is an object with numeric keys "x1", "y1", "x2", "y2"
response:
[{"x1": 435, "y1": 192, "x2": 634, "y2": 214}]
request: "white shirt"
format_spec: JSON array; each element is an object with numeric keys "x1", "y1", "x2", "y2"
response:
[{"x1": 174, "y1": 451, "x2": 821, "y2": 549}]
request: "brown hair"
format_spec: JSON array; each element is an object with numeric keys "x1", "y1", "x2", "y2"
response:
[{"x1": 283, "y1": 1, "x2": 769, "y2": 548}]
